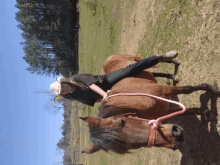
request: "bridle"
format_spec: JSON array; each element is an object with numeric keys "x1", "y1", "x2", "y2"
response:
[
  {"x1": 107, "y1": 93, "x2": 186, "y2": 147},
  {"x1": 113, "y1": 112, "x2": 156, "y2": 147}
]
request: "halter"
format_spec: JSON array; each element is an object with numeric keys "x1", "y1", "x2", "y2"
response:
[
  {"x1": 107, "y1": 93, "x2": 186, "y2": 147},
  {"x1": 113, "y1": 112, "x2": 156, "y2": 147}
]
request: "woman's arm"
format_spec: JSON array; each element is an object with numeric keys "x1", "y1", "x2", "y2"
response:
[{"x1": 89, "y1": 84, "x2": 107, "y2": 99}]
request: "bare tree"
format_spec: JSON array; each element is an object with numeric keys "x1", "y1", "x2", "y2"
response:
[
  {"x1": 45, "y1": 94, "x2": 63, "y2": 115},
  {"x1": 33, "y1": 90, "x2": 64, "y2": 115}
]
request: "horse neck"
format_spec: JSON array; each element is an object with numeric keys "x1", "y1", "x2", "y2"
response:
[{"x1": 98, "y1": 102, "x2": 138, "y2": 118}]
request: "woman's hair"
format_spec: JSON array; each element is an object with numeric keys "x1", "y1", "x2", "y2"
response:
[{"x1": 60, "y1": 81, "x2": 88, "y2": 95}]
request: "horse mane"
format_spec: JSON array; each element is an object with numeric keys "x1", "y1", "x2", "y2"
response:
[
  {"x1": 89, "y1": 125, "x2": 129, "y2": 154},
  {"x1": 95, "y1": 101, "x2": 138, "y2": 153},
  {"x1": 98, "y1": 101, "x2": 137, "y2": 118}
]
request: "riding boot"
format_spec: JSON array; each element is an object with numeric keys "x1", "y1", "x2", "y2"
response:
[{"x1": 157, "y1": 50, "x2": 178, "y2": 62}]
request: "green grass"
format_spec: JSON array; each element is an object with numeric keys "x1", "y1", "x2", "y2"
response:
[{"x1": 78, "y1": 0, "x2": 122, "y2": 74}]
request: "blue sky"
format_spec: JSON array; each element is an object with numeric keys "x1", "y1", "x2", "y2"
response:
[{"x1": 0, "y1": 0, "x2": 65, "y2": 164}]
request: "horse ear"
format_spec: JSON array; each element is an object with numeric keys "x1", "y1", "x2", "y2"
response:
[
  {"x1": 81, "y1": 144, "x2": 101, "y2": 154},
  {"x1": 79, "y1": 116, "x2": 100, "y2": 127},
  {"x1": 79, "y1": 117, "x2": 88, "y2": 121}
]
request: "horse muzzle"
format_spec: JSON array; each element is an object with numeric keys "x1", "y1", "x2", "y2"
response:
[{"x1": 172, "y1": 125, "x2": 184, "y2": 150}]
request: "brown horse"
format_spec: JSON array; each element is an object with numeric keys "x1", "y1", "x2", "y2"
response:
[
  {"x1": 80, "y1": 54, "x2": 219, "y2": 154},
  {"x1": 80, "y1": 115, "x2": 184, "y2": 154}
]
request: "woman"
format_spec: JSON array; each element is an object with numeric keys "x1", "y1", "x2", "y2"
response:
[{"x1": 50, "y1": 51, "x2": 178, "y2": 106}]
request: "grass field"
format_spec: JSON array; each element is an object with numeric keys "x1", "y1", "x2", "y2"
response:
[{"x1": 70, "y1": 0, "x2": 220, "y2": 164}]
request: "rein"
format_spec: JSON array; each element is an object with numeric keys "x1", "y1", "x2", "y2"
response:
[{"x1": 107, "y1": 93, "x2": 186, "y2": 130}]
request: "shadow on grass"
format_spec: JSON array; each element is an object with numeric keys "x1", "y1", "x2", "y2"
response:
[{"x1": 165, "y1": 90, "x2": 220, "y2": 165}]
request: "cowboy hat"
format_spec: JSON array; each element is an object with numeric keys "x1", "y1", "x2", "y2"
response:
[{"x1": 50, "y1": 77, "x2": 66, "y2": 101}]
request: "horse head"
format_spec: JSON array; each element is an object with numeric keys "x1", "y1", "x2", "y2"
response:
[{"x1": 80, "y1": 116, "x2": 184, "y2": 154}]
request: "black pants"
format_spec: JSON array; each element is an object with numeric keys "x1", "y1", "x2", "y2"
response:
[{"x1": 103, "y1": 55, "x2": 159, "y2": 89}]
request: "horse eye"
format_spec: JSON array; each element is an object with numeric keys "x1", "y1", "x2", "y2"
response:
[{"x1": 117, "y1": 118, "x2": 125, "y2": 126}]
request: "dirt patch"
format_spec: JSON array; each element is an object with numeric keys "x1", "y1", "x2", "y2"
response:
[
  {"x1": 119, "y1": 1, "x2": 154, "y2": 55},
  {"x1": 119, "y1": 0, "x2": 167, "y2": 55}
]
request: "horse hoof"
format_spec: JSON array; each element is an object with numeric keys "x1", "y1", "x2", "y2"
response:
[
  {"x1": 172, "y1": 59, "x2": 181, "y2": 66},
  {"x1": 210, "y1": 83, "x2": 219, "y2": 94},
  {"x1": 202, "y1": 110, "x2": 211, "y2": 120},
  {"x1": 201, "y1": 110, "x2": 217, "y2": 121},
  {"x1": 173, "y1": 75, "x2": 179, "y2": 83}
]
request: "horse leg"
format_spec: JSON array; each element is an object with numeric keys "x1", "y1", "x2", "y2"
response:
[
  {"x1": 152, "y1": 72, "x2": 179, "y2": 83},
  {"x1": 161, "y1": 59, "x2": 180, "y2": 86},
  {"x1": 162, "y1": 59, "x2": 181, "y2": 66},
  {"x1": 165, "y1": 83, "x2": 219, "y2": 96},
  {"x1": 165, "y1": 84, "x2": 219, "y2": 120}
]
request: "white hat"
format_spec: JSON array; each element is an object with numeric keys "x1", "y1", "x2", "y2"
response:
[
  {"x1": 50, "y1": 77, "x2": 65, "y2": 95},
  {"x1": 50, "y1": 81, "x2": 60, "y2": 95}
]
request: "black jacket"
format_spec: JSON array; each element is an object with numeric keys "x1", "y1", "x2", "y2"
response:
[{"x1": 62, "y1": 74, "x2": 108, "y2": 106}]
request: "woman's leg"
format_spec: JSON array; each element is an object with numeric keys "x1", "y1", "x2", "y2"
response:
[{"x1": 105, "y1": 55, "x2": 159, "y2": 86}]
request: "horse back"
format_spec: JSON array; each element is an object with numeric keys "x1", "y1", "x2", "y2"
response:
[
  {"x1": 102, "y1": 54, "x2": 145, "y2": 73},
  {"x1": 106, "y1": 77, "x2": 171, "y2": 119}
]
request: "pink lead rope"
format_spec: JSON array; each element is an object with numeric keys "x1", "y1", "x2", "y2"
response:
[{"x1": 107, "y1": 93, "x2": 186, "y2": 130}]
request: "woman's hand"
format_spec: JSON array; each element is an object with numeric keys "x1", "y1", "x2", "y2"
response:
[
  {"x1": 106, "y1": 90, "x2": 111, "y2": 95},
  {"x1": 102, "y1": 93, "x2": 108, "y2": 101},
  {"x1": 102, "y1": 90, "x2": 111, "y2": 101},
  {"x1": 89, "y1": 84, "x2": 112, "y2": 102}
]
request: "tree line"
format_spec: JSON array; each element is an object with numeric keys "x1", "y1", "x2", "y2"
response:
[
  {"x1": 15, "y1": 0, "x2": 81, "y2": 163},
  {"x1": 15, "y1": 0, "x2": 79, "y2": 77}
]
